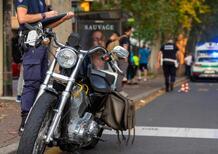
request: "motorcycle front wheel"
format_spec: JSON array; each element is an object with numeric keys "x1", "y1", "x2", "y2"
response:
[{"x1": 17, "y1": 92, "x2": 57, "y2": 154}]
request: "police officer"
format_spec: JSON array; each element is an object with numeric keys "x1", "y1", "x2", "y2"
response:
[
  {"x1": 16, "y1": 0, "x2": 74, "y2": 134},
  {"x1": 157, "y1": 39, "x2": 179, "y2": 92}
]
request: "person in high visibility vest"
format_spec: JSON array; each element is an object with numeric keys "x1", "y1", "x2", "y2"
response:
[
  {"x1": 133, "y1": 53, "x2": 140, "y2": 81},
  {"x1": 157, "y1": 39, "x2": 180, "y2": 92}
]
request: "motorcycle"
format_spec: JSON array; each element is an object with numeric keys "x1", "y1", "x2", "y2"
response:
[{"x1": 17, "y1": 22, "x2": 129, "y2": 154}]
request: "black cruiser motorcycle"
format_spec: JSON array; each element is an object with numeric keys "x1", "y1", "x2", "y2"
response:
[{"x1": 17, "y1": 22, "x2": 128, "y2": 154}]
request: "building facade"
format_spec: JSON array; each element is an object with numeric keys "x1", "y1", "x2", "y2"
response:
[
  {"x1": 0, "y1": 0, "x2": 3, "y2": 96},
  {"x1": 0, "y1": 0, "x2": 72, "y2": 96}
]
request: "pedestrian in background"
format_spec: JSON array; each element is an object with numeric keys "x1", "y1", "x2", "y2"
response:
[
  {"x1": 133, "y1": 52, "x2": 140, "y2": 82},
  {"x1": 127, "y1": 48, "x2": 138, "y2": 84},
  {"x1": 138, "y1": 44, "x2": 151, "y2": 81},
  {"x1": 116, "y1": 25, "x2": 132, "y2": 96},
  {"x1": 106, "y1": 31, "x2": 120, "y2": 52},
  {"x1": 16, "y1": 0, "x2": 74, "y2": 134},
  {"x1": 184, "y1": 52, "x2": 193, "y2": 77},
  {"x1": 157, "y1": 39, "x2": 179, "y2": 92}
]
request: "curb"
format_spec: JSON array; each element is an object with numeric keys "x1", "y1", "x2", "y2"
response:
[
  {"x1": 0, "y1": 97, "x2": 16, "y2": 103},
  {"x1": 131, "y1": 77, "x2": 188, "y2": 102}
]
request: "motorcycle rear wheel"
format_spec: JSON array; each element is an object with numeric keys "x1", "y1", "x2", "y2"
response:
[{"x1": 17, "y1": 92, "x2": 57, "y2": 154}]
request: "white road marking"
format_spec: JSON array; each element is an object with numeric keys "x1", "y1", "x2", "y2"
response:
[
  {"x1": 104, "y1": 126, "x2": 218, "y2": 139},
  {"x1": 198, "y1": 88, "x2": 209, "y2": 92}
]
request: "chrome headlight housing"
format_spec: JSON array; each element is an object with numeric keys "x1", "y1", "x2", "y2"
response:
[{"x1": 56, "y1": 48, "x2": 77, "y2": 69}]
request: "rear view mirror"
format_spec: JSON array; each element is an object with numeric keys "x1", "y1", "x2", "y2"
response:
[{"x1": 111, "y1": 46, "x2": 129, "y2": 59}]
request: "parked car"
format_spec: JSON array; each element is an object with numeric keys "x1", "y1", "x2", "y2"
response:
[{"x1": 191, "y1": 56, "x2": 218, "y2": 81}]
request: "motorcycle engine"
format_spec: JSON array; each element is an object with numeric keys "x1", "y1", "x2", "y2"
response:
[
  {"x1": 66, "y1": 86, "x2": 100, "y2": 144},
  {"x1": 67, "y1": 112, "x2": 99, "y2": 144}
]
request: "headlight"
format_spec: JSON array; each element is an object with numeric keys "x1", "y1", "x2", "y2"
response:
[{"x1": 56, "y1": 48, "x2": 77, "y2": 68}]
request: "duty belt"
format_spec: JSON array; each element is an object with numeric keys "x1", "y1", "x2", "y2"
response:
[{"x1": 162, "y1": 58, "x2": 178, "y2": 68}]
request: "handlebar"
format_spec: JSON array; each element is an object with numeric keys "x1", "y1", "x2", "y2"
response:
[
  {"x1": 80, "y1": 46, "x2": 108, "y2": 55},
  {"x1": 23, "y1": 23, "x2": 65, "y2": 47},
  {"x1": 79, "y1": 46, "x2": 123, "y2": 74},
  {"x1": 24, "y1": 23, "x2": 123, "y2": 74}
]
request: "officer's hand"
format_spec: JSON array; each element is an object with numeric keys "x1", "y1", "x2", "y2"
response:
[
  {"x1": 62, "y1": 11, "x2": 74, "y2": 21},
  {"x1": 45, "y1": 11, "x2": 58, "y2": 18}
]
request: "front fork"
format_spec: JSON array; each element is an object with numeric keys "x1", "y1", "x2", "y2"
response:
[
  {"x1": 46, "y1": 54, "x2": 84, "y2": 143},
  {"x1": 33, "y1": 54, "x2": 84, "y2": 143}
]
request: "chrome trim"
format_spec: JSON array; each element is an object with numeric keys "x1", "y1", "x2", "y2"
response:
[
  {"x1": 45, "y1": 54, "x2": 85, "y2": 143},
  {"x1": 66, "y1": 54, "x2": 84, "y2": 92},
  {"x1": 33, "y1": 59, "x2": 57, "y2": 106},
  {"x1": 80, "y1": 46, "x2": 108, "y2": 55},
  {"x1": 45, "y1": 91, "x2": 70, "y2": 143},
  {"x1": 51, "y1": 72, "x2": 70, "y2": 82}
]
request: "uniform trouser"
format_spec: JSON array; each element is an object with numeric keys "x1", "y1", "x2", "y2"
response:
[
  {"x1": 21, "y1": 46, "x2": 48, "y2": 112},
  {"x1": 162, "y1": 63, "x2": 176, "y2": 89},
  {"x1": 116, "y1": 59, "x2": 128, "y2": 92}
]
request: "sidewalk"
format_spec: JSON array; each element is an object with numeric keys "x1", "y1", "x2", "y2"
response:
[
  {"x1": 124, "y1": 75, "x2": 186, "y2": 101},
  {"x1": 0, "y1": 100, "x2": 20, "y2": 149},
  {"x1": 0, "y1": 75, "x2": 187, "y2": 153}
]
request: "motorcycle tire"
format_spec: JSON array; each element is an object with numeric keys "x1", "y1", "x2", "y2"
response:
[{"x1": 17, "y1": 92, "x2": 57, "y2": 154}]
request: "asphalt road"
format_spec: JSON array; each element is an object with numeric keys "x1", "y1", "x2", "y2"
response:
[
  {"x1": 8, "y1": 81, "x2": 218, "y2": 154},
  {"x1": 55, "y1": 81, "x2": 218, "y2": 154}
]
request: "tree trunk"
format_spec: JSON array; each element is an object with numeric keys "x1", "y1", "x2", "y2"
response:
[
  {"x1": 3, "y1": 0, "x2": 13, "y2": 96},
  {"x1": 150, "y1": 35, "x2": 161, "y2": 74}
]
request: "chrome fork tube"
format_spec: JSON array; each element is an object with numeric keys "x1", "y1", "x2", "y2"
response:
[
  {"x1": 34, "y1": 59, "x2": 57, "y2": 106},
  {"x1": 45, "y1": 54, "x2": 84, "y2": 143}
]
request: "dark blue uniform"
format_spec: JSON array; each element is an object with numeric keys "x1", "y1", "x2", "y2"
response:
[
  {"x1": 160, "y1": 42, "x2": 178, "y2": 92},
  {"x1": 16, "y1": 0, "x2": 46, "y2": 29},
  {"x1": 16, "y1": 0, "x2": 48, "y2": 112}
]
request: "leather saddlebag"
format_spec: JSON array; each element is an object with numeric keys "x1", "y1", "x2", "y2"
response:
[{"x1": 102, "y1": 91, "x2": 135, "y2": 131}]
